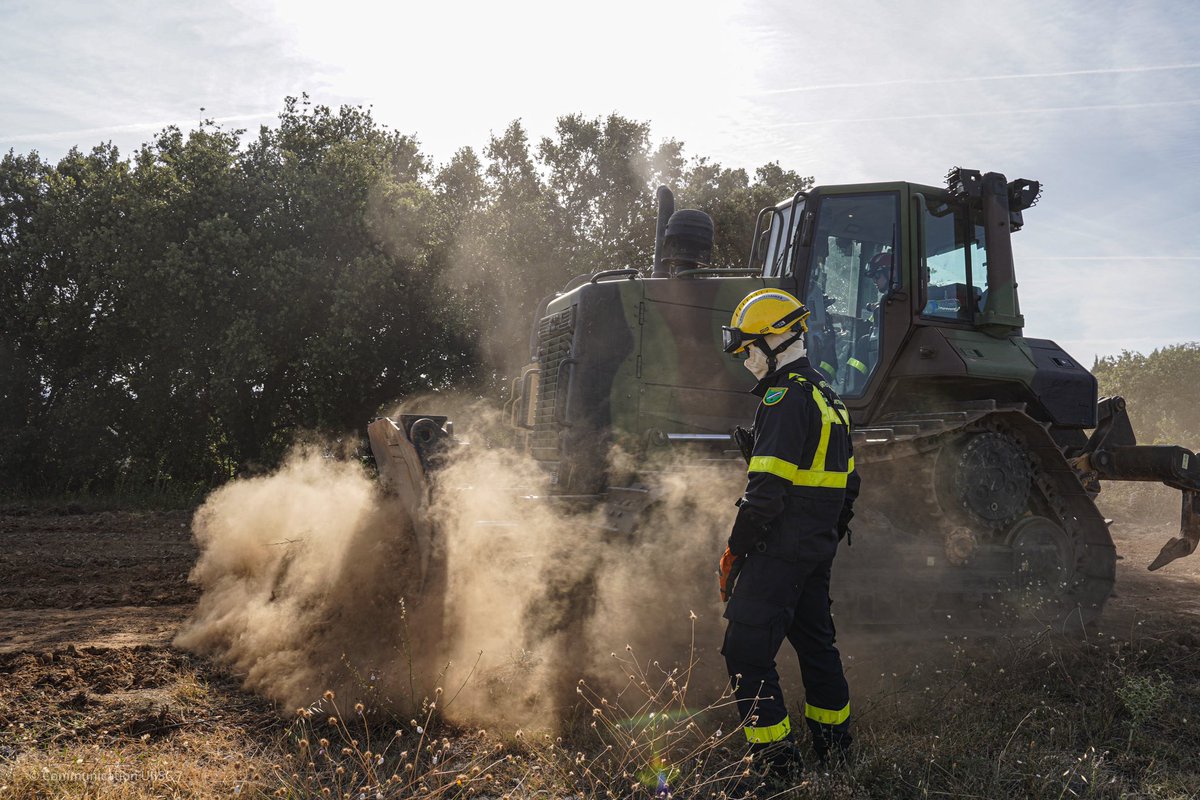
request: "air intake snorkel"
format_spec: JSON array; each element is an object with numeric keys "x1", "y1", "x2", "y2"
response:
[{"x1": 651, "y1": 185, "x2": 675, "y2": 278}]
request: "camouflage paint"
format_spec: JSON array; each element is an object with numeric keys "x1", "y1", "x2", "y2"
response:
[
  {"x1": 637, "y1": 275, "x2": 785, "y2": 438},
  {"x1": 531, "y1": 273, "x2": 785, "y2": 490},
  {"x1": 523, "y1": 174, "x2": 1098, "y2": 492}
]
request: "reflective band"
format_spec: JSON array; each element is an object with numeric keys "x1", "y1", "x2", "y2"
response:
[
  {"x1": 749, "y1": 455, "x2": 798, "y2": 482},
  {"x1": 809, "y1": 391, "x2": 835, "y2": 471},
  {"x1": 804, "y1": 701, "x2": 850, "y2": 726},
  {"x1": 819, "y1": 361, "x2": 835, "y2": 375},
  {"x1": 796, "y1": 374, "x2": 849, "y2": 428},
  {"x1": 847, "y1": 456, "x2": 855, "y2": 471},
  {"x1": 847, "y1": 358, "x2": 868, "y2": 375},
  {"x1": 793, "y1": 470, "x2": 849, "y2": 488},
  {"x1": 748, "y1": 456, "x2": 850, "y2": 488},
  {"x1": 744, "y1": 715, "x2": 792, "y2": 744}
]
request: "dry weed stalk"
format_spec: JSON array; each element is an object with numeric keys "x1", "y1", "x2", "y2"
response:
[{"x1": 273, "y1": 614, "x2": 789, "y2": 798}]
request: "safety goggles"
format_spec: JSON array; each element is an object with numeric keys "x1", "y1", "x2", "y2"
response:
[
  {"x1": 721, "y1": 326, "x2": 763, "y2": 356},
  {"x1": 722, "y1": 308, "x2": 809, "y2": 355}
]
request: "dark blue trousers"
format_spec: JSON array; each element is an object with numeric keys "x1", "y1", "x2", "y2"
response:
[{"x1": 722, "y1": 555, "x2": 851, "y2": 757}]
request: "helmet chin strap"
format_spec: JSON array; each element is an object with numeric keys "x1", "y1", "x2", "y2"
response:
[{"x1": 752, "y1": 330, "x2": 804, "y2": 375}]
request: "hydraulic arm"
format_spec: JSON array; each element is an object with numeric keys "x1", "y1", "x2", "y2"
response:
[{"x1": 1075, "y1": 396, "x2": 1200, "y2": 570}]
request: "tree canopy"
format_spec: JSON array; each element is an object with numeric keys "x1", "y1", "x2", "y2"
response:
[
  {"x1": 1092, "y1": 343, "x2": 1200, "y2": 446},
  {"x1": 0, "y1": 99, "x2": 811, "y2": 495}
]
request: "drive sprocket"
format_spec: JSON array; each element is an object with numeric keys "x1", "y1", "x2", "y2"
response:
[{"x1": 943, "y1": 431, "x2": 1032, "y2": 529}]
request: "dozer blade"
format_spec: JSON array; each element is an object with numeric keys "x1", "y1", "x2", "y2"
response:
[
  {"x1": 366, "y1": 416, "x2": 447, "y2": 589},
  {"x1": 1148, "y1": 489, "x2": 1200, "y2": 571}
]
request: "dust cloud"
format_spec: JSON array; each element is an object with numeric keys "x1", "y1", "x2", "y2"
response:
[
  {"x1": 175, "y1": 414, "x2": 740, "y2": 726},
  {"x1": 427, "y1": 434, "x2": 740, "y2": 725},
  {"x1": 173, "y1": 448, "x2": 428, "y2": 710}
]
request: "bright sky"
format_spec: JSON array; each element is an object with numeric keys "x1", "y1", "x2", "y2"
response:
[{"x1": 4, "y1": 0, "x2": 1199, "y2": 364}]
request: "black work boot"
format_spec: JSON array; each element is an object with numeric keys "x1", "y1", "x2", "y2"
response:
[
  {"x1": 810, "y1": 726, "x2": 852, "y2": 770},
  {"x1": 720, "y1": 772, "x2": 767, "y2": 800},
  {"x1": 721, "y1": 738, "x2": 805, "y2": 798},
  {"x1": 755, "y1": 736, "x2": 806, "y2": 785}
]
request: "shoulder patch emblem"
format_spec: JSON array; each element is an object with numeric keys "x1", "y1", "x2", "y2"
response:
[{"x1": 763, "y1": 387, "x2": 788, "y2": 406}]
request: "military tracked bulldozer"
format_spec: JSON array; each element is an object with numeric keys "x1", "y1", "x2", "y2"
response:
[{"x1": 368, "y1": 168, "x2": 1200, "y2": 627}]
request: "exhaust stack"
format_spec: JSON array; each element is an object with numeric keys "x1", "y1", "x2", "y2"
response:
[{"x1": 651, "y1": 185, "x2": 675, "y2": 278}]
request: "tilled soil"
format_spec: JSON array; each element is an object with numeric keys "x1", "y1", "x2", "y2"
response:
[
  {"x1": 0, "y1": 645, "x2": 269, "y2": 745},
  {"x1": 0, "y1": 508, "x2": 279, "y2": 798},
  {"x1": 1098, "y1": 514, "x2": 1200, "y2": 630},
  {"x1": 0, "y1": 509, "x2": 197, "y2": 610}
]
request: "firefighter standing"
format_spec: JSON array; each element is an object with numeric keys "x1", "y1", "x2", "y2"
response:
[{"x1": 718, "y1": 288, "x2": 860, "y2": 774}]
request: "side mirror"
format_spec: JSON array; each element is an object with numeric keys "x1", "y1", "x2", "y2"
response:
[{"x1": 799, "y1": 207, "x2": 815, "y2": 248}]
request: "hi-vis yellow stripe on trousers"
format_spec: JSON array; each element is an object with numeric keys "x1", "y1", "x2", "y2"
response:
[
  {"x1": 744, "y1": 715, "x2": 792, "y2": 743},
  {"x1": 804, "y1": 701, "x2": 850, "y2": 726}
]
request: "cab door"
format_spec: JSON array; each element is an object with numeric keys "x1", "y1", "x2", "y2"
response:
[{"x1": 798, "y1": 189, "x2": 906, "y2": 411}]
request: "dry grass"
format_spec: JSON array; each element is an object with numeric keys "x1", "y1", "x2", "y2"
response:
[
  {"x1": 270, "y1": 617, "x2": 762, "y2": 798},
  {"x1": 5, "y1": 615, "x2": 1200, "y2": 799},
  {"x1": 262, "y1": 615, "x2": 1200, "y2": 799},
  {"x1": 1, "y1": 729, "x2": 270, "y2": 799},
  {"x1": 800, "y1": 622, "x2": 1200, "y2": 799}
]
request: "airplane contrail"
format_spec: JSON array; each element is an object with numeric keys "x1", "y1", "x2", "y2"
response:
[
  {"x1": 761, "y1": 97, "x2": 1200, "y2": 128},
  {"x1": 4, "y1": 112, "x2": 277, "y2": 144},
  {"x1": 762, "y1": 62, "x2": 1200, "y2": 96}
]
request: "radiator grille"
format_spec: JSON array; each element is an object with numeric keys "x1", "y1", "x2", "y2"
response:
[{"x1": 530, "y1": 306, "x2": 575, "y2": 464}]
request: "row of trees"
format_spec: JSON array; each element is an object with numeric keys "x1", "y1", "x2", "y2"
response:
[
  {"x1": 1, "y1": 97, "x2": 810, "y2": 494},
  {"x1": 1092, "y1": 344, "x2": 1200, "y2": 447}
]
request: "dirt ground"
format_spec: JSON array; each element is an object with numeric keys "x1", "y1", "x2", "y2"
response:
[
  {"x1": 0, "y1": 510, "x2": 279, "y2": 799},
  {"x1": 1, "y1": 506, "x2": 1199, "y2": 798}
]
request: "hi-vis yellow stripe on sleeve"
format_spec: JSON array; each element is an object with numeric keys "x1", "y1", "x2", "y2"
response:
[
  {"x1": 804, "y1": 701, "x2": 850, "y2": 726},
  {"x1": 748, "y1": 455, "x2": 798, "y2": 481},
  {"x1": 748, "y1": 456, "x2": 850, "y2": 488},
  {"x1": 744, "y1": 715, "x2": 792, "y2": 743}
]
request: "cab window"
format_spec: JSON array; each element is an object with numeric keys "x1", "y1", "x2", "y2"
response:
[
  {"x1": 802, "y1": 193, "x2": 899, "y2": 397},
  {"x1": 760, "y1": 197, "x2": 803, "y2": 277},
  {"x1": 920, "y1": 200, "x2": 986, "y2": 321}
]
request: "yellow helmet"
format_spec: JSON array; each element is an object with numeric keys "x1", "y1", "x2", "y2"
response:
[{"x1": 722, "y1": 289, "x2": 810, "y2": 355}]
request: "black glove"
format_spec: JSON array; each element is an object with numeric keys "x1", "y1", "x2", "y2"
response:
[
  {"x1": 729, "y1": 503, "x2": 771, "y2": 556},
  {"x1": 732, "y1": 426, "x2": 754, "y2": 465},
  {"x1": 837, "y1": 505, "x2": 854, "y2": 545}
]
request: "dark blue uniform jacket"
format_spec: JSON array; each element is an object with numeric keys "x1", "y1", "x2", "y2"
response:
[{"x1": 732, "y1": 356, "x2": 860, "y2": 563}]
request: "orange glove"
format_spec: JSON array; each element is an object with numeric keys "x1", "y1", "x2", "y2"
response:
[{"x1": 719, "y1": 546, "x2": 743, "y2": 602}]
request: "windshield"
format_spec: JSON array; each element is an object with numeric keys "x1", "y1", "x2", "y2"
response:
[{"x1": 802, "y1": 193, "x2": 900, "y2": 397}]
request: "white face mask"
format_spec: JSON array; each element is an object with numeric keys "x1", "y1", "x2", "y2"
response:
[{"x1": 743, "y1": 345, "x2": 770, "y2": 380}]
